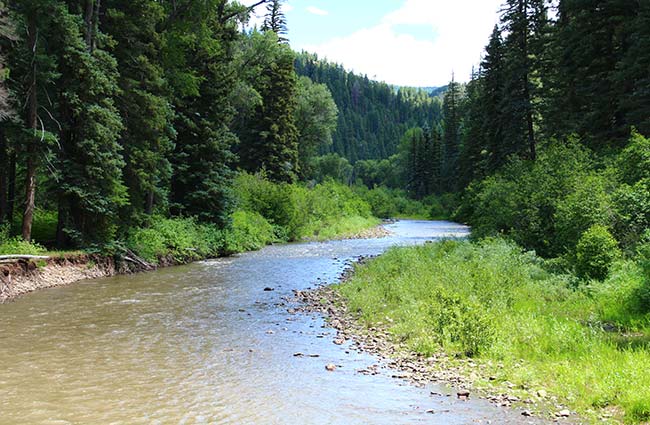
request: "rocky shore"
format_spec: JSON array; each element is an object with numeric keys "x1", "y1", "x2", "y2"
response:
[{"x1": 293, "y1": 258, "x2": 580, "y2": 423}]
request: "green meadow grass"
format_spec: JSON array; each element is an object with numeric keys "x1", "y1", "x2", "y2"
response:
[{"x1": 338, "y1": 239, "x2": 650, "y2": 423}]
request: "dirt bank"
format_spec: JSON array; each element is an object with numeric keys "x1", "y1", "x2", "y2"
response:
[{"x1": 0, "y1": 254, "x2": 117, "y2": 302}]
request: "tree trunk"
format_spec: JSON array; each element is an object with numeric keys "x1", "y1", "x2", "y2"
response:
[
  {"x1": 7, "y1": 150, "x2": 15, "y2": 223},
  {"x1": 84, "y1": 0, "x2": 94, "y2": 49},
  {"x1": 0, "y1": 126, "x2": 7, "y2": 224},
  {"x1": 22, "y1": 14, "x2": 38, "y2": 242},
  {"x1": 55, "y1": 195, "x2": 67, "y2": 249},
  {"x1": 145, "y1": 190, "x2": 154, "y2": 215}
]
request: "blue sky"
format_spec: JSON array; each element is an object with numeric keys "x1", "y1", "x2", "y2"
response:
[{"x1": 244, "y1": 0, "x2": 504, "y2": 87}]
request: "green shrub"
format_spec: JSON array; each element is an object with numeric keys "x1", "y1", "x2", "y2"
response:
[
  {"x1": 612, "y1": 179, "x2": 650, "y2": 250},
  {"x1": 227, "y1": 210, "x2": 276, "y2": 252},
  {"x1": 617, "y1": 129, "x2": 650, "y2": 185},
  {"x1": 636, "y1": 240, "x2": 650, "y2": 314},
  {"x1": 0, "y1": 236, "x2": 47, "y2": 255},
  {"x1": 426, "y1": 291, "x2": 495, "y2": 357},
  {"x1": 576, "y1": 225, "x2": 621, "y2": 280},
  {"x1": 126, "y1": 217, "x2": 224, "y2": 263},
  {"x1": 555, "y1": 173, "x2": 614, "y2": 254}
]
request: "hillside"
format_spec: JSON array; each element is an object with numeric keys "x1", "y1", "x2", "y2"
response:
[{"x1": 295, "y1": 52, "x2": 443, "y2": 162}]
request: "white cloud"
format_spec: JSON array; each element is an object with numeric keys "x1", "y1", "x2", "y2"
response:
[
  {"x1": 306, "y1": 6, "x2": 328, "y2": 16},
  {"x1": 301, "y1": 0, "x2": 503, "y2": 87}
]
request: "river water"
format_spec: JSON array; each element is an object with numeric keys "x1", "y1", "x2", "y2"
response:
[{"x1": 0, "y1": 221, "x2": 536, "y2": 424}]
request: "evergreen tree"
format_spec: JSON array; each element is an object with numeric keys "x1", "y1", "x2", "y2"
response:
[
  {"x1": 163, "y1": 0, "x2": 240, "y2": 225},
  {"x1": 262, "y1": 0, "x2": 288, "y2": 43},
  {"x1": 458, "y1": 71, "x2": 487, "y2": 188},
  {"x1": 613, "y1": 1, "x2": 649, "y2": 137},
  {"x1": 103, "y1": 0, "x2": 175, "y2": 221},
  {"x1": 238, "y1": 32, "x2": 299, "y2": 183},
  {"x1": 442, "y1": 75, "x2": 462, "y2": 192},
  {"x1": 545, "y1": 0, "x2": 637, "y2": 149},
  {"x1": 0, "y1": 0, "x2": 14, "y2": 224},
  {"x1": 500, "y1": 0, "x2": 548, "y2": 161},
  {"x1": 52, "y1": 2, "x2": 127, "y2": 246},
  {"x1": 481, "y1": 25, "x2": 508, "y2": 171}
]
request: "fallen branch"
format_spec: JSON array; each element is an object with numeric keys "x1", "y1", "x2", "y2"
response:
[{"x1": 0, "y1": 255, "x2": 50, "y2": 261}]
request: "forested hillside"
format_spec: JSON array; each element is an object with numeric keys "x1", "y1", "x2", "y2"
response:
[
  {"x1": 295, "y1": 53, "x2": 442, "y2": 162},
  {"x1": 338, "y1": 2, "x2": 650, "y2": 421}
]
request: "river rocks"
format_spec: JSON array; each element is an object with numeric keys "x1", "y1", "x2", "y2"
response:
[
  {"x1": 292, "y1": 260, "x2": 565, "y2": 422},
  {"x1": 522, "y1": 410, "x2": 533, "y2": 417},
  {"x1": 263, "y1": 287, "x2": 275, "y2": 292},
  {"x1": 457, "y1": 390, "x2": 471, "y2": 400},
  {"x1": 556, "y1": 409, "x2": 571, "y2": 418}
]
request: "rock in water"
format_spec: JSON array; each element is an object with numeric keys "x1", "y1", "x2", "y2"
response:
[
  {"x1": 457, "y1": 390, "x2": 470, "y2": 399},
  {"x1": 325, "y1": 363, "x2": 336, "y2": 372}
]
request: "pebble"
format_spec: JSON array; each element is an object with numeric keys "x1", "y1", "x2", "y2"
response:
[
  {"x1": 325, "y1": 363, "x2": 336, "y2": 371},
  {"x1": 556, "y1": 409, "x2": 571, "y2": 418}
]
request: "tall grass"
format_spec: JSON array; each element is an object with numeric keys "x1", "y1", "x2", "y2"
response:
[{"x1": 339, "y1": 239, "x2": 650, "y2": 422}]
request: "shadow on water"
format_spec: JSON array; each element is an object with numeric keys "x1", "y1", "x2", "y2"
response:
[{"x1": 0, "y1": 220, "x2": 549, "y2": 424}]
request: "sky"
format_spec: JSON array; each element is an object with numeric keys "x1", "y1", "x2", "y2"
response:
[{"x1": 243, "y1": 0, "x2": 504, "y2": 88}]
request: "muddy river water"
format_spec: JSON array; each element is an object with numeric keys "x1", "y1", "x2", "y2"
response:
[{"x1": 0, "y1": 221, "x2": 537, "y2": 424}]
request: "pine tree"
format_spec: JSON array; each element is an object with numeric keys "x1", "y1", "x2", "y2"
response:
[
  {"x1": 164, "y1": 0, "x2": 240, "y2": 225},
  {"x1": 480, "y1": 25, "x2": 508, "y2": 171},
  {"x1": 103, "y1": 0, "x2": 175, "y2": 221},
  {"x1": 545, "y1": 0, "x2": 637, "y2": 149},
  {"x1": 8, "y1": 0, "x2": 59, "y2": 241},
  {"x1": 613, "y1": 1, "x2": 649, "y2": 137},
  {"x1": 0, "y1": 0, "x2": 14, "y2": 224},
  {"x1": 500, "y1": 0, "x2": 548, "y2": 161},
  {"x1": 458, "y1": 71, "x2": 487, "y2": 188},
  {"x1": 52, "y1": 1, "x2": 127, "y2": 245},
  {"x1": 262, "y1": 0, "x2": 288, "y2": 43},
  {"x1": 442, "y1": 75, "x2": 462, "y2": 192},
  {"x1": 237, "y1": 32, "x2": 299, "y2": 183}
]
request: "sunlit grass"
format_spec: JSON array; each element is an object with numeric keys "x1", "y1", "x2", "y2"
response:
[{"x1": 338, "y1": 239, "x2": 650, "y2": 423}]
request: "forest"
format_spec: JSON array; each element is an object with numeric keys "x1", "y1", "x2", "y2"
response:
[
  {"x1": 1, "y1": 0, "x2": 650, "y2": 421},
  {"x1": 333, "y1": 1, "x2": 650, "y2": 422},
  {"x1": 0, "y1": 0, "x2": 439, "y2": 258}
]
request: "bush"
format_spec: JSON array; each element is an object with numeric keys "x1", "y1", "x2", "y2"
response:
[
  {"x1": 0, "y1": 223, "x2": 47, "y2": 255},
  {"x1": 636, "y1": 240, "x2": 650, "y2": 314},
  {"x1": 575, "y1": 225, "x2": 621, "y2": 280},
  {"x1": 227, "y1": 210, "x2": 276, "y2": 252},
  {"x1": 126, "y1": 217, "x2": 224, "y2": 263}
]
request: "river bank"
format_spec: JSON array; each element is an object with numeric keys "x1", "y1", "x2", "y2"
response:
[
  {"x1": 0, "y1": 223, "x2": 392, "y2": 303},
  {"x1": 308, "y1": 239, "x2": 650, "y2": 424},
  {"x1": 296, "y1": 282, "x2": 569, "y2": 423}
]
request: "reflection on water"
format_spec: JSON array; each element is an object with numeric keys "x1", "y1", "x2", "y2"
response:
[{"x1": 0, "y1": 221, "x2": 536, "y2": 424}]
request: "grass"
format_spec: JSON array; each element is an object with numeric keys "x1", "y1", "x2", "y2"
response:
[{"x1": 337, "y1": 238, "x2": 650, "y2": 423}]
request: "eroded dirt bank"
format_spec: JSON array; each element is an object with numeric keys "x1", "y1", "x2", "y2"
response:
[{"x1": 0, "y1": 255, "x2": 118, "y2": 302}]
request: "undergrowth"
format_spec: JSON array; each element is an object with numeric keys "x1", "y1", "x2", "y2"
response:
[{"x1": 339, "y1": 238, "x2": 650, "y2": 423}]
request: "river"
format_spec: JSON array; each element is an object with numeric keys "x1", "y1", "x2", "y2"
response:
[{"x1": 0, "y1": 220, "x2": 536, "y2": 424}]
